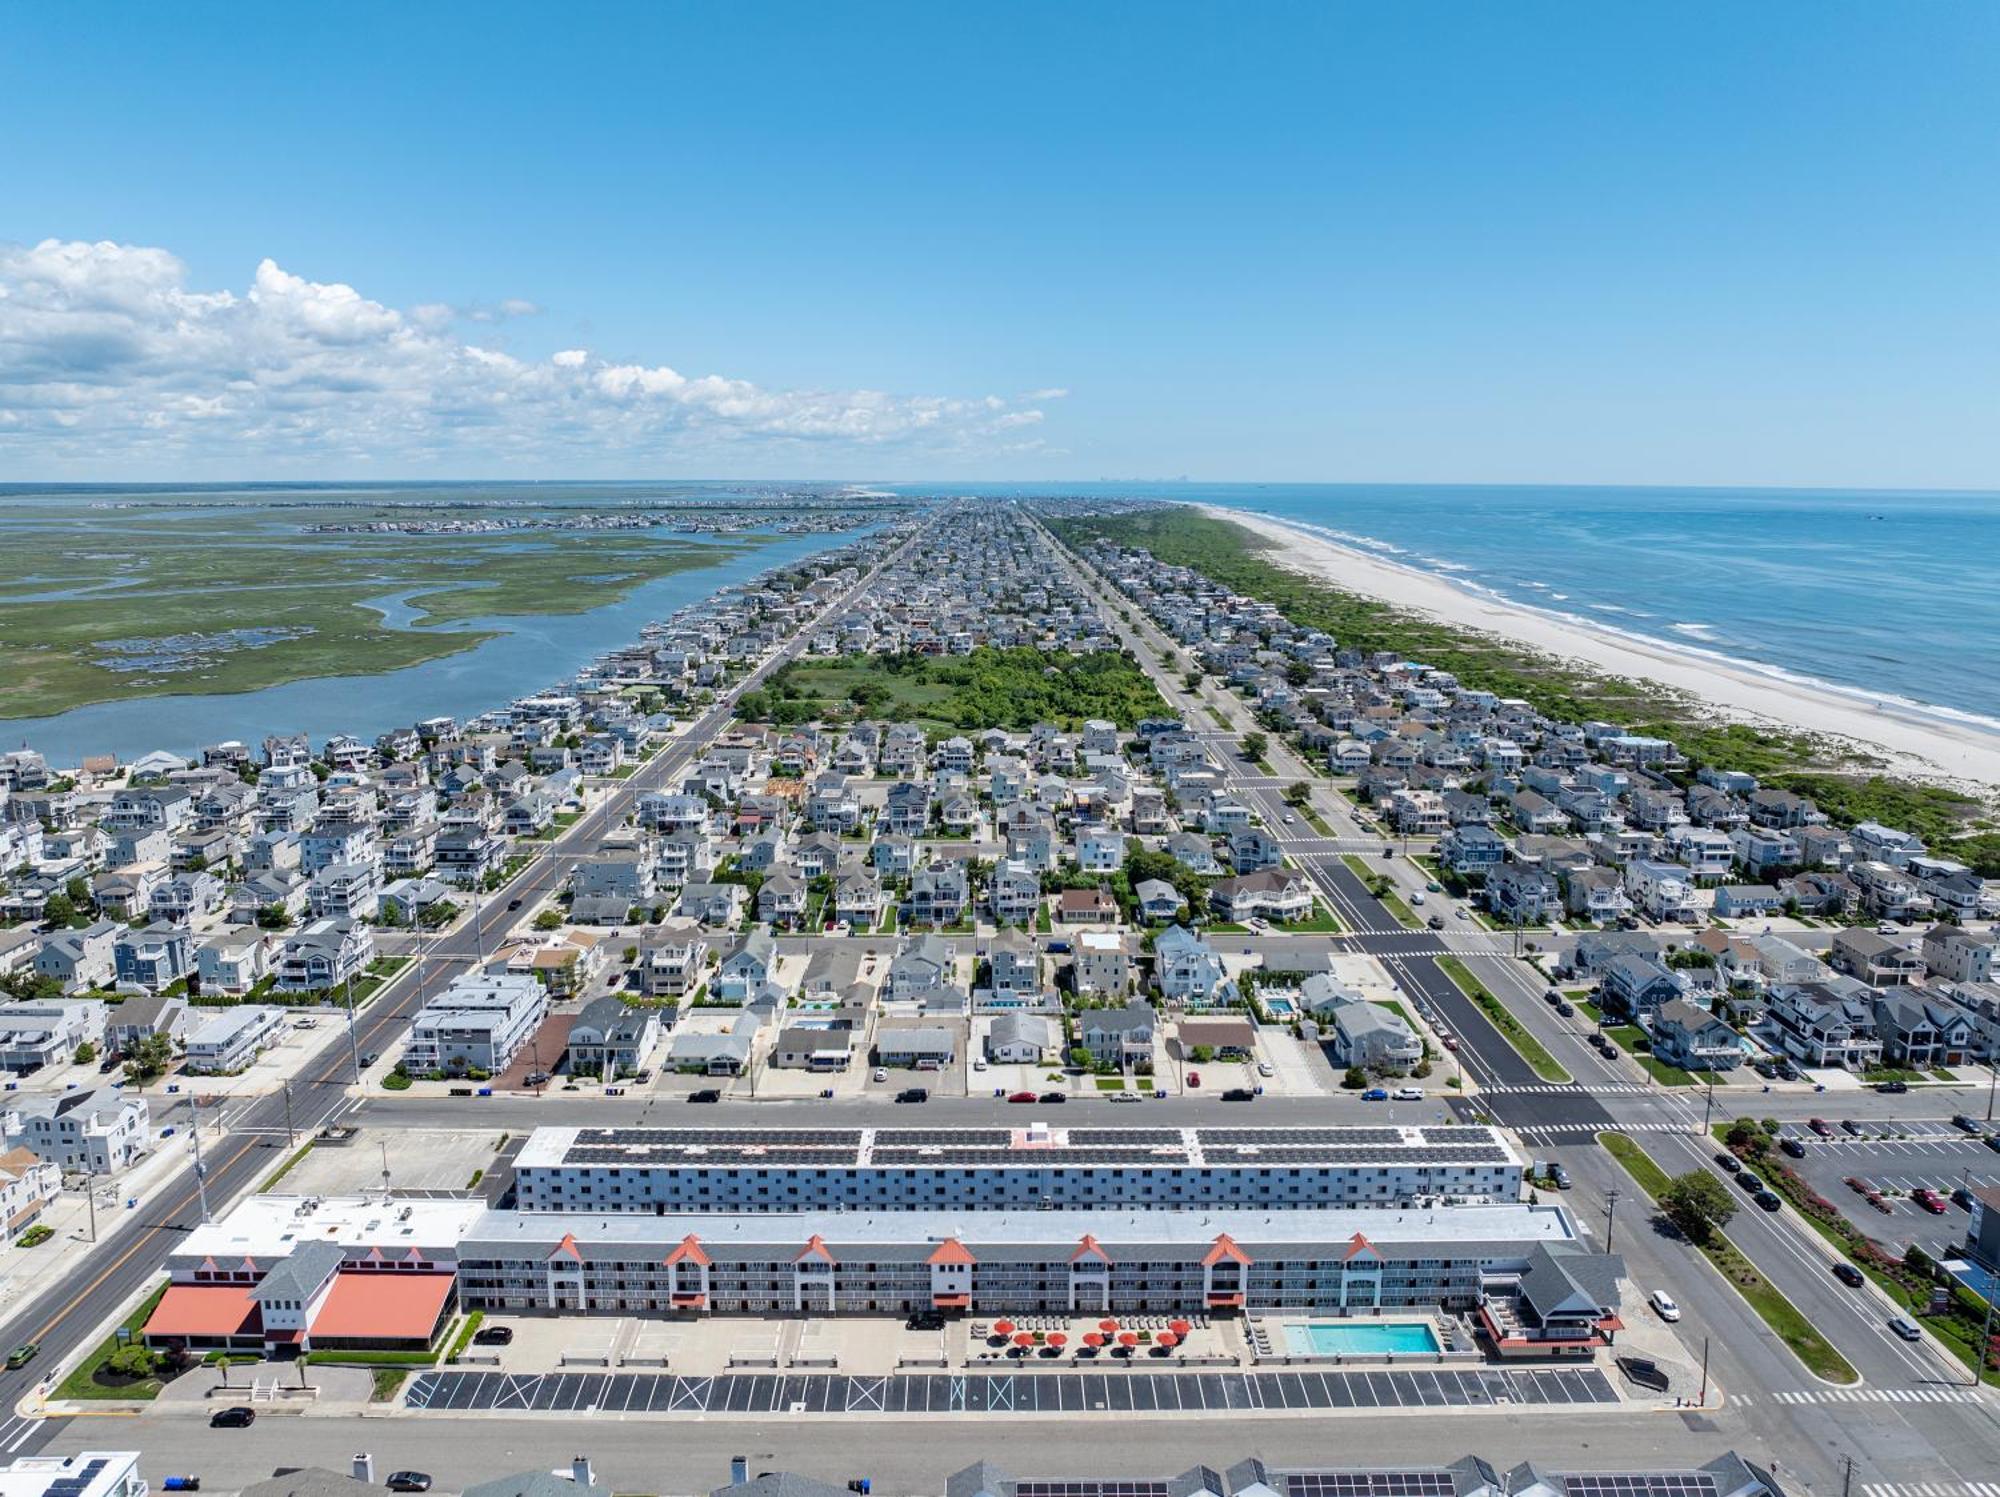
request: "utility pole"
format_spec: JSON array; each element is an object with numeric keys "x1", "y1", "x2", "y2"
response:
[
  {"x1": 1987, "y1": 1059, "x2": 1997, "y2": 1124},
  {"x1": 1604, "y1": 1187, "x2": 1621, "y2": 1254},
  {"x1": 189, "y1": 1096, "x2": 212, "y2": 1224},
  {"x1": 343, "y1": 972, "x2": 363, "y2": 1085},
  {"x1": 1974, "y1": 1283, "x2": 1997, "y2": 1389},
  {"x1": 1698, "y1": 1071, "x2": 1717, "y2": 1138},
  {"x1": 1699, "y1": 1333, "x2": 1711, "y2": 1407},
  {"x1": 281, "y1": 1078, "x2": 296, "y2": 1149},
  {"x1": 84, "y1": 1177, "x2": 97, "y2": 1243},
  {"x1": 1840, "y1": 1456, "x2": 1854, "y2": 1497}
]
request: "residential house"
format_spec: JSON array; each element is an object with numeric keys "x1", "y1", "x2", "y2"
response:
[
  {"x1": 1924, "y1": 925, "x2": 1996, "y2": 986},
  {"x1": 1766, "y1": 981, "x2": 1885, "y2": 1070},
  {"x1": 1071, "y1": 930, "x2": 1132, "y2": 997},
  {"x1": 566, "y1": 996, "x2": 662, "y2": 1078},
  {"x1": 274, "y1": 918, "x2": 373, "y2": 992},
  {"x1": 1078, "y1": 1003, "x2": 1156, "y2": 1071},
  {"x1": 0, "y1": 999, "x2": 106, "y2": 1071},
  {"x1": 2, "y1": 1087, "x2": 148, "y2": 1173},
  {"x1": 1712, "y1": 884, "x2": 1783, "y2": 919},
  {"x1": 985, "y1": 1012, "x2": 1060, "y2": 1064},
  {"x1": 1648, "y1": 998, "x2": 1741, "y2": 1073},
  {"x1": 1484, "y1": 865, "x2": 1560, "y2": 925},
  {"x1": 909, "y1": 864, "x2": 970, "y2": 927},
  {"x1": 1303, "y1": 977, "x2": 1423, "y2": 1071},
  {"x1": 403, "y1": 972, "x2": 549, "y2": 1076},
  {"x1": 1829, "y1": 929, "x2": 1925, "y2": 986},
  {"x1": 1600, "y1": 953, "x2": 1684, "y2": 1021},
  {"x1": 183, "y1": 1005, "x2": 285, "y2": 1074},
  {"x1": 1208, "y1": 869, "x2": 1312, "y2": 923},
  {"x1": 33, "y1": 921, "x2": 120, "y2": 994},
  {"x1": 196, "y1": 933, "x2": 269, "y2": 996},
  {"x1": 714, "y1": 929, "x2": 780, "y2": 1002},
  {"x1": 1153, "y1": 925, "x2": 1230, "y2": 1003},
  {"x1": 885, "y1": 935, "x2": 956, "y2": 1002}
]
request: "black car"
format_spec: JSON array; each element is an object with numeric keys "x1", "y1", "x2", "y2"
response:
[
  {"x1": 1555, "y1": 1001, "x2": 1574, "y2": 1018},
  {"x1": 361, "y1": 1052, "x2": 380, "y2": 1068},
  {"x1": 906, "y1": 1311, "x2": 945, "y2": 1331},
  {"x1": 1839, "y1": 1119, "x2": 1866, "y2": 1136},
  {"x1": 1953, "y1": 1114, "x2": 1983, "y2": 1134},
  {"x1": 1953, "y1": 1186, "x2": 1977, "y2": 1210},
  {"x1": 1985, "y1": 1133, "x2": 2000, "y2": 1154},
  {"x1": 1714, "y1": 1152, "x2": 1743, "y2": 1174},
  {"x1": 1755, "y1": 1190, "x2": 1782, "y2": 1212},
  {"x1": 895, "y1": 1087, "x2": 929, "y2": 1104},
  {"x1": 1544, "y1": 989, "x2": 1564, "y2": 1004},
  {"x1": 472, "y1": 1325, "x2": 513, "y2": 1346},
  {"x1": 1875, "y1": 1080, "x2": 1909, "y2": 1094},
  {"x1": 1832, "y1": 1263, "x2": 1865, "y2": 1287},
  {"x1": 1738, "y1": 1172, "x2": 1766, "y2": 1193},
  {"x1": 386, "y1": 1474, "x2": 432, "y2": 1493},
  {"x1": 507, "y1": 898, "x2": 523, "y2": 910},
  {"x1": 1548, "y1": 1163, "x2": 1572, "y2": 1190},
  {"x1": 687, "y1": 1089, "x2": 721, "y2": 1104},
  {"x1": 1221, "y1": 1087, "x2": 1256, "y2": 1101},
  {"x1": 1779, "y1": 1137, "x2": 1807, "y2": 1158},
  {"x1": 1038, "y1": 1091, "x2": 1068, "y2": 1104},
  {"x1": 210, "y1": 1406, "x2": 256, "y2": 1429}
]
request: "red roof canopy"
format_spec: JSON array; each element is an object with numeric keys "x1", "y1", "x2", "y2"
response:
[{"x1": 144, "y1": 1285, "x2": 260, "y2": 1340}]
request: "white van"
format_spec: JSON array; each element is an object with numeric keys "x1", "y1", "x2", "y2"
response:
[{"x1": 1392, "y1": 1086, "x2": 1424, "y2": 1101}]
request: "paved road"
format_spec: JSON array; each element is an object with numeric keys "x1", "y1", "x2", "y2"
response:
[{"x1": 0, "y1": 525, "x2": 923, "y2": 1457}]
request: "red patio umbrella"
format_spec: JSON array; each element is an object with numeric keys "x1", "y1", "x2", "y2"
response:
[
  {"x1": 1155, "y1": 1330, "x2": 1179, "y2": 1349},
  {"x1": 1168, "y1": 1319, "x2": 1192, "y2": 1337},
  {"x1": 1117, "y1": 1331, "x2": 1139, "y2": 1348},
  {"x1": 1082, "y1": 1332, "x2": 1105, "y2": 1348},
  {"x1": 1046, "y1": 1332, "x2": 1068, "y2": 1349},
  {"x1": 1012, "y1": 1332, "x2": 1034, "y2": 1348},
  {"x1": 1098, "y1": 1318, "x2": 1120, "y2": 1334},
  {"x1": 992, "y1": 1319, "x2": 1016, "y2": 1337}
]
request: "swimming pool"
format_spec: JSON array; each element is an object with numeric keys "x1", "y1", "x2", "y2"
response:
[
  {"x1": 1282, "y1": 1320, "x2": 1441, "y2": 1357},
  {"x1": 1264, "y1": 997, "x2": 1297, "y2": 1018}
]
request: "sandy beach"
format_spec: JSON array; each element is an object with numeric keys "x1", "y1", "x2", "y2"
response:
[{"x1": 1201, "y1": 505, "x2": 2000, "y2": 793}]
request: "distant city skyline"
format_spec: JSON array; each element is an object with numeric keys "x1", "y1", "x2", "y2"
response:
[{"x1": 3, "y1": 1, "x2": 1997, "y2": 487}]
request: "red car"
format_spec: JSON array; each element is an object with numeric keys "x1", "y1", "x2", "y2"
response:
[
  {"x1": 1186, "y1": 1071, "x2": 1201, "y2": 1088},
  {"x1": 1007, "y1": 1090, "x2": 1037, "y2": 1103},
  {"x1": 1808, "y1": 1118, "x2": 1833, "y2": 1137},
  {"x1": 1913, "y1": 1189, "x2": 1947, "y2": 1215}
]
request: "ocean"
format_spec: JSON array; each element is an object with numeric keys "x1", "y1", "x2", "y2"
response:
[{"x1": 903, "y1": 482, "x2": 2000, "y2": 732}]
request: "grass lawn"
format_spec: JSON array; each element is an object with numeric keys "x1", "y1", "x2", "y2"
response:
[
  {"x1": 1299, "y1": 805, "x2": 1335, "y2": 836},
  {"x1": 1093, "y1": 1076, "x2": 1128, "y2": 1091},
  {"x1": 1277, "y1": 901, "x2": 1341, "y2": 934},
  {"x1": 1863, "y1": 1066, "x2": 1928, "y2": 1084},
  {"x1": 1435, "y1": 956, "x2": 1572, "y2": 1084},
  {"x1": 1603, "y1": 1024, "x2": 1699, "y2": 1086},
  {"x1": 1598, "y1": 1132, "x2": 1858, "y2": 1384},
  {"x1": 55, "y1": 1283, "x2": 171, "y2": 1400}
]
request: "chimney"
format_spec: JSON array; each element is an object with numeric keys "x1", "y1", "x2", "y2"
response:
[
  {"x1": 352, "y1": 1456, "x2": 375, "y2": 1485},
  {"x1": 731, "y1": 1458, "x2": 750, "y2": 1487},
  {"x1": 572, "y1": 1458, "x2": 595, "y2": 1489}
]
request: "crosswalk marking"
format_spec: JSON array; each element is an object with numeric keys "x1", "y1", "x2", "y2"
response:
[
  {"x1": 1863, "y1": 1484, "x2": 2000, "y2": 1497},
  {"x1": 1515, "y1": 1120, "x2": 1691, "y2": 1136},
  {"x1": 1772, "y1": 1386, "x2": 1980, "y2": 1405},
  {"x1": 1484, "y1": 1083, "x2": 1651, "y2": 1096}
]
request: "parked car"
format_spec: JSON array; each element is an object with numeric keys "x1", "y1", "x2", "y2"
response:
[
  {"x1": 1186, "y1": 1071, "x2": 1201, "y2": 1088},
  {"x1": 895, "y1": 1087, "x2": 929, "y2": 1104},
  {"x1": 1427, "y1": 914, "x2": 1445, "y2": 930},
  {"x1": 1987, "y1": 1134, "x2": 2000, "y2": 1154},
  {"x1": 1257, "y1": 1061, "x2": 1275, "y2": 1077},
  {"x1": 687, "y1": 1089, "x2": 721, "y2": 1104},
  {"x1": 1912, "y1": 1188, "x2": 1947, "y2": 1215},
  {"x1": 1755, "y1": 1190, "x2": 1782, "y2": 1212},
  {"x1": 1038, "y1": 1091, "x2": 1068, "y2": 1105},
  {"x1": 1007, "y1": 1091, "x2": 1037, "y2": 1103},
  {"x1": 386, "y1": 1475, "x2": 432, "y2": 1493},
  {"x1": 1647, "y1": 1290, "x2": 1681, "y2": 1323},
  {"x1": 472, "y1": 1325, "x2": 513, "y2": 1346},
  {"x1": 1548, "y1": 1163, "x2": 1572, "y2": 1190},
  {"x1": 1221, "y1": 1087, "x2": 1256, "y2": 1101},
  {"x1": 1392, "y1": 1086, "x2": 1424, "y2": 1101},
  {"x1": 1953, "y1": 1114, "x2": 1984, "y2": 1134},
  {"x1": 1839, "y1": 1119, "x2": 1866, "y2": 1136},
  {"x1": 1832, "y1": 1263, "x2": 1864, "y2": 1288},
  {"x1": 1554, "y1": 1000, "x2": 1574, "y2": 1017},
  {"x1": 1808, "y1": 1118, "x2": 1833, "y2": 1136},
  {"x1": 1888, "y1": 1316, "x2": 1923, "y2": 1342},
  {"x1": 871, "y1": 1067, "x2": 889, "y2": 1083},
  {"x1": 1361, "y1": 1087, "x2": 1390, "y2": 1101},
  {"x1": 1875, "y1": 1080, "x2": 1909, "y2": 1094},
  {"x1": 1779, "y1": 1137, "x2": 1806, "y2": 1158},
  {"x1": 1715, "y1": 1153, "x2": 1743, "y2": 1174},
  {"x1": 1953, "y1": 1186, "x2": 1977, "y2": 1210},
  {"x1": 1737, "y1": 1172, "x2": 1766, "y2": 1193},
  {"x1": 209, "y1": 1407, "x2": 256, "y2": 1429}
]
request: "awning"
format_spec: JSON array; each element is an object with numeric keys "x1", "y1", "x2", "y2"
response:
[
  {"x1": 144, "y1": 1285, "x2": 262, "y2": 1341},
  {"x1": 310, "y1": 1271, "x2": 454, "y2": 1342},
  {"x1": 671, "y1": 1293, "x2": 708, "y2": 1309},
  {"x1": 932, "y1": 1293, "x2": 970, "y2": 1307},
  {"x1": 1206, "y1": 1292, "x2": 1245, "y2": 1307}
]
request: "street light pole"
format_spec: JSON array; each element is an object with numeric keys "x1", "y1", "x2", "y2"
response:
[
  {"x1": 188, "y1": 1096, "x2": 211, "y2": 1225},
  {"x1": 281, "y1": 1078, "x2": 296, "y2": 1149},
  {"x1": 1604, "y1": 1187, "x2": 1620, "y2": 1255}
]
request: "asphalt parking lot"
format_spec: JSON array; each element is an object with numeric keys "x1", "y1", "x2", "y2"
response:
[
  {"x1": 406, "y1": 1364, "x2": 1619, "y2": 1417},
  {"x1": 1775, "y1": 1118, "x2": 2000, "y2": 1249}
]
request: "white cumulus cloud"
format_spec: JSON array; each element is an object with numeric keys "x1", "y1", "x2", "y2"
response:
[{"x1": 0, "y1": 238, "x2": 1058, "y2": 473}]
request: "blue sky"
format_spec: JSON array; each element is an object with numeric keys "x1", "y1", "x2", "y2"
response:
[{"x1": 3, "y1": 1, "x2": 1997, "y2": 485}]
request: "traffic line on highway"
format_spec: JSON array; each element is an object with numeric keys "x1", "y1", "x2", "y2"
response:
[
  {"x1": 1863, "y1": 1484, "x2": 2000, "y2": 1497},
  {"x1": 1483, "y1": 1083, "x2": 1652, "y2": 1096}
]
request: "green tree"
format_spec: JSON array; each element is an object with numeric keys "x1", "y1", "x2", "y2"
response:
[
  {"x1": 123, "y1": 1033, "x2": 176, "y2": 1088},
  {"x1": 1341, "y1": 1066, "x2": 1368, "y2": 1090},
  {"x1": 40, "y1": 891, "x2": 75, "y2": 926},
  {"x1": 533, "y1": 909, "x2": 564, "y2": 931},
  {"x1": 1241, "y1": 732, "x2": 1269, "y2": 762},
  {"x1": 73, "y1": 1040, "x2": 97, "y2": 1065},
  {"x1": 1661, "y1": 1170, "x2": 1739, "y2": 1245},
  {"x1": 1284, "y1": 782, "x2": 1310, "y2": 806},
  {"x1": 101, "y1": 1344, "x2": 158, "y2": 1381},
  {"x1": 64, "y1": 875, "x2": 92, "y2": 906}
]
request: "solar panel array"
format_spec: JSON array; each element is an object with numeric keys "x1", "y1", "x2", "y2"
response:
[
  {"x1": 41, "y1": 1460, "x2": 110, "y2": 1497},
  {"x1": 1017, "y1": 1484, "x2": 1170, "y2": 1497},
  {"x1": 1564, "y1": 1477, "x2": 1717, "y2": 1497},
  {"x1": 1285, "y1": 1474, "x2": 1457, "y2": 1497},
  {"x1": 551, "y1": 1125, "x2": 1508, "y2": 1170}
]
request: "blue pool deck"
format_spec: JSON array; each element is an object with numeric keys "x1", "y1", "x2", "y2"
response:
[{"x1": 1282, "y1": 1320, "x2": 1443, "y2": 1357}]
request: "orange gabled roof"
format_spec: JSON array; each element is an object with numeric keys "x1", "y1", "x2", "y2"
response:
[
  {"x1": 1070, "y1": 1233, "x2": 1112, "y2": 1264},
  {"x1": 666, "y1": 1233, "x2": 711, "y2": 1267},
  {"x1": 1341, "y1": 1232, "x2": 1381, "y2": 1263},
  {"x1": 548, "y1": 1233, "x2": 583, "y2": 1262},
  {"x1": 1201, "y1": 1232, "x2": 1253, "y2": 1267},
  {"x1": 795, "y1": 1233, "x2": 837, "y2": 1264},
  {"x1": 926, "y1": 1237, "x2": 976, "y2": 1266},
  {"x1": 145, "y1": 1284, "x2": 261, "y2": 1340}
]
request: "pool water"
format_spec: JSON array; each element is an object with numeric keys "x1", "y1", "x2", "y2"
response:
[
  {"x1": 1283, "y1": 1320, "x2": 1441, "y2": 1356},
  {"x1": 1264, "y1": 998, "x2": 1297, "y2": 1018}
]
